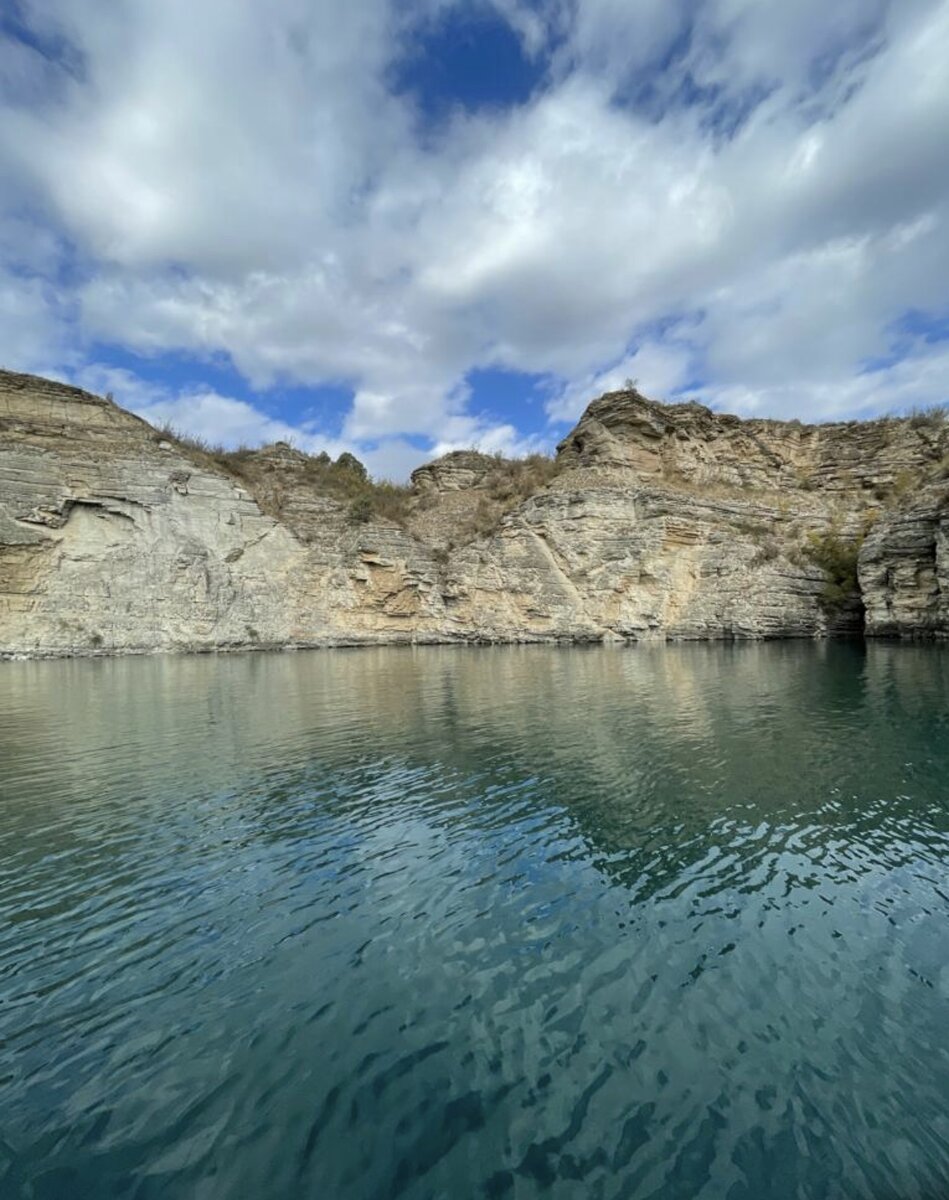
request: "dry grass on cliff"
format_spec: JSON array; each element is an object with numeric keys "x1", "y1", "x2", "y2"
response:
[
  {"x1": 231, "y1": 453, "x2": 413, "y2": 527},
  {"x1": 154, "y1": 422, "x2": 560, "y2": 535},
  {"x1": 479, "y1": 453, "x2": 561, "y2": 507},
  {"x1": 155, "y1": 424, "x2": 245, "y2": 463},
  {"x1": 155, "y1": 423, "x2": 413, "y2": 525},
  {"x1": 906, "y1": 403, "x2": 948, "y2": 430},
  {"x1": 433, "y1": 453, "x2": 562, "y2": 547}
]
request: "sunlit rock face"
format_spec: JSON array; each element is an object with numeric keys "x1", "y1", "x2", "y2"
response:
[
  {"x1": 859, "y1": 486, "x2": 949, "y2": 637},
  {"x1": 1, "y1": 371, "x2": 946, "y2": 656},
  {"x1": 410, "y1": 450, "x2": 500, "y2": 494}
]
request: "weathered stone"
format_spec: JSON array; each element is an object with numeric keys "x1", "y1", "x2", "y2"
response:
[
  {"x1": 410, "y1": 450, "x2": 500, "y2": 493},
  {"x1": 1, "y1": 372, "x2": 946, "y2": 656},
  {"x1": 859, "y1": 483, "x2": 949, "y2": 637}
]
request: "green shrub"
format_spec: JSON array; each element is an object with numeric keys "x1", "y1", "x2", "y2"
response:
[
  {"x1": 335, "y1": 452, "x2": 368, "y2": 480},
  {"x1": 802, "y1": 526, "x2": 863, "y2": 609},
  {"x1": 348, "y1": 494, "x2": 373, "y2": 524}
]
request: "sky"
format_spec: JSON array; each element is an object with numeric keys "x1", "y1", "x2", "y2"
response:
[{"x1": 1, "y1": 0, "x2": 948, "y2": 479}]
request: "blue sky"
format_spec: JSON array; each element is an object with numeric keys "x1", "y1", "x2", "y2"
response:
[{"x1": 1, "y1": 0, "x2": 948, "y2": 478}]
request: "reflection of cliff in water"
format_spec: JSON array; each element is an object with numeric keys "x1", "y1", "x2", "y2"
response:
[{"x1": 3, "y1": 644, "x2": 949, "y2": 905}]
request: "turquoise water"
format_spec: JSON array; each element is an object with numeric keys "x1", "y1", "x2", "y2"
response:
[{"x1": 1, "y1": 644, "x2": 948, "y2": 1199}]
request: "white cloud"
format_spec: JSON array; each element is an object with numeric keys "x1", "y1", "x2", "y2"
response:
[
  {"x1": 72, "y1": 363, "x2": 439, "y2": 481},
  {"x1": 548, "y1": 339, "x2": 697, "y2": 423},
  {"x1": 1, "y1": 0, "x2": 948, "y2": 471},
  {"x1": 75, "y1": 365, "x2": 312, "y2": 448},
  {"x1": 705, "y1": 340, "x2": 949, "y2": 422}
]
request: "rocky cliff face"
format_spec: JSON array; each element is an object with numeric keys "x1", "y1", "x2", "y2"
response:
[
  {"x1": 860, "y1": 484, "x2": 949, "y2": 637},
  {"x1": 1, "y1": 369, "x2": 946, "y2": 656}
]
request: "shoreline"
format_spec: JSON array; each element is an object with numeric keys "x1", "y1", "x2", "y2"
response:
[{"x1": 2, "y1": 628, "x2": 944, "y2": 662}]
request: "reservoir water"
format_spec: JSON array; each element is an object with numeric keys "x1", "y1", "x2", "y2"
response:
[{"x1": 1, "y1": 643, "x2": 948, "y2": 1199}]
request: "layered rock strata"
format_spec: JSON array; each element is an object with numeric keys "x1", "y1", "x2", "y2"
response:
[{"x1": 1, "y1": 370, "x2": 946, "y2": 656}]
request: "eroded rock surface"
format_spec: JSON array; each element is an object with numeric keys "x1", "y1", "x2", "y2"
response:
[
  {"x1": 860, "y1": 484, "x2": 949, "y2": 637},
  {"x1": 1, "y1": 371, "x2": 946, "y2": 656}
]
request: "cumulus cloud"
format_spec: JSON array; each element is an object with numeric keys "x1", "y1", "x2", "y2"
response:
[
  {"x1": 548, "y1": 338, "x2": 697, "y2": 422},
  {"x1": 74, "y1": 361, "x2": 540, "y2": 481},
  {"x1": 1, "y1": 0, "x2": 947, "y2": 476}
]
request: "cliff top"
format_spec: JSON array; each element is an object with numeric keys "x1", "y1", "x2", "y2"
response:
[{"x1": 2, "y1": 368, "x2": 946, "y2": 507}]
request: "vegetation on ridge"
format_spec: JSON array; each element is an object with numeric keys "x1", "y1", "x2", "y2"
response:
[
  {"x1": 153, "y1": 422, "x2": 560, "y2": 534},
  {"x1": 905, "y1": 403, "x2": 948, "y2": 430},
  {"x1": 800, "y1": 520, "x2": 872, "y2": 610},
  {"x1": 419, "y1": 452, "x2": 562, "y2": 548},
  {"x1": 154, "y1": 423, "x2": 412, "y2": 524}
]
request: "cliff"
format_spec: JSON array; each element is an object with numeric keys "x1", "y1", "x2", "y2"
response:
[{"x1": 1, "y1": 369, "x2": 946, "y2": 656}]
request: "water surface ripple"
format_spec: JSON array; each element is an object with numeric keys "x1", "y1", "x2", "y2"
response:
[{"x1": 1, "y1": 643, "x2": 949, "y2": 1199}]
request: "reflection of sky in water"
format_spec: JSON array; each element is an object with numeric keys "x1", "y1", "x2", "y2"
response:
[{"x1": 1, "y1": 643, "x2": 948, "y2": 1198}]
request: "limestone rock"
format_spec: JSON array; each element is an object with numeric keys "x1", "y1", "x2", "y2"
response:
[
  {"x1": 411, "y1": 450, "x2": 500, "y2": 494},
  {"x1": 1, "y1": 371, "x2": 946, "y2": 657},
  {"x1": 860, "y1": 483, "x2": 949, "y2": 637}
]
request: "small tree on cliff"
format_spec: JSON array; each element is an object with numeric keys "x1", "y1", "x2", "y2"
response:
[{"x1": 335, "y1": 452, "x2": 367, "y2": 481}]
